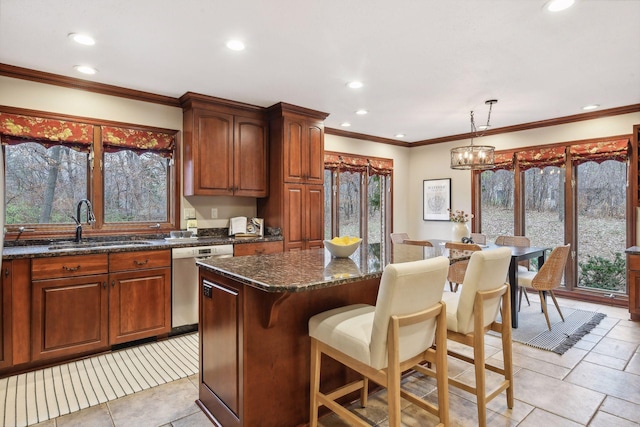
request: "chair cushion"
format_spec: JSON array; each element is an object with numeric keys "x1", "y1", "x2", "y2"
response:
[
  {"x1": 309, "y1": 304, "x2": 375, "y2": 366},
  {"x1": 517, "y1": 269, "x2": 536, "y2": 287},
  {"x1": 441, "y1": 292, "x2": 462, "y2": 332}
]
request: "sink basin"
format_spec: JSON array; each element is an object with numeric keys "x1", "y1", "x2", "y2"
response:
[{"x1": 48, "y1": 240, "x2": 153, "y2": 250}]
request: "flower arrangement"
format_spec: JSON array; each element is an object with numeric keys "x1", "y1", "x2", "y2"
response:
[{"x1": 448, "y1": 209, "x2": 473, "y2": 223}]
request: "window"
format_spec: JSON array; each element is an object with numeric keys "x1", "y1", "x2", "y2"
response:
[
  {"x1": 324, "y1": 152, "x2": 393, "y2": 266},
  {"x1": 474, "y1": 138, "x2": 629, "y2": 303},
  {"x1": 1, "y1": 110, "x2": 178, "y2": 237}
]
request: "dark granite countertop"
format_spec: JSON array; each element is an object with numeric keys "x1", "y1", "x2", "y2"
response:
[
  {"x1": 197, "y1": 245, "x2": 460, "y2": 293},
  {"x1": 2, "y1": 235, "x2": 283, "y2": 259}
]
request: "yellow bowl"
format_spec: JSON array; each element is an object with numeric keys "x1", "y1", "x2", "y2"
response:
[{"x1": 323, "y1": 238, "x2": 362, "y2": 258}]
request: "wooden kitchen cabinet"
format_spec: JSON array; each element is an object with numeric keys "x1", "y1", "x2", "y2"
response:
[
  {"x1": 233, "y1": 240, "x2": 283, "y2": 256},
  {"x1": 0, "y1": 260, "x2": 12, "y2": 369},
  {"x1": 258, "y1": 103, "x2": 329, "y2": 252},
  {"x1": 283, "y1": 184, "x2": 325, "y2": 251},
  {"x1": 109, "y1": 250, "x2": 171, "y2": 344},
  {"x1": 628, "y1": 253, "x2": 640, "y2": 320},
  {"x1": 181, "y1": 92, "x2": 268, "y2": 197},
  {"x1": 31, "y1": 254, "x2": 109, "y2": 361}
]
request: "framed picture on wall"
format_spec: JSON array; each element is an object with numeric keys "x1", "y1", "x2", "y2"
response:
[{"x1": 423, "y1": 178, "x2": 451, "y2": 221}]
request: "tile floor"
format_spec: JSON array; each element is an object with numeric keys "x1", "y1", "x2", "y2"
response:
[{"x1": 30, "y1": 295, "x2": 639, "y2": 427}]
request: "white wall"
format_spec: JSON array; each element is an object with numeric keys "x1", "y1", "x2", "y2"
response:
[{"x1": 409, "y1": 112, "x2": 640, "y2": 241}]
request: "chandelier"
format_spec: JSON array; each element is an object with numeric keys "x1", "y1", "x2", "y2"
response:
[{"x1": 450, "y1": 99, "x2": 497, "y2": 170}]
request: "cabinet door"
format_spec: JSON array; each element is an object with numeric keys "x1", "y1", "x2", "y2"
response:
[
  {"x1": 0, "y1": 261, "x2": 12, "y2": 369},
  {"x1": 305, "y1": 184, "x2": 325, "y2": 249},
  {"x1": 109, "y1": 267, "x2": 171, "y2": 344},
  {"x1": 628, "y1": 255, "x2": 640, "y2": 319},
  {"x1": 200, "y1": 276, "x2": 241, "y2": 423},
  {"x1": 32, "y1": 274, "x2": 109, "y2": 361},
  {"x1": 233, "y1": 116, "x2": 268, "y2": 197},
  {"x1": 305, "y1": 120, "x2": 324, "y2": 185},
  {"x1": 233, "y1": 241, "x2": 283, "y2": 256},
  {"x1": 283, "y1": 118, "x2": 305, "y2": 184},
  {"x1": 193, "y1": 111, "x2": 234, "y2": 195},
  {"x1": 283, "y1": 184, "x2": 305, "y2": 251}
]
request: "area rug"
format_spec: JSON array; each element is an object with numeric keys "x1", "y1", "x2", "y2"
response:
[
  {"x1": 507, "y1": 302, "x2": 606, "y2": 355},
  {"x1": 0, "y1": 333, "x2": 198, "y2": 427}
]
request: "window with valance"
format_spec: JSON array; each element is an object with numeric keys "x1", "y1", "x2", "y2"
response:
[
  {"x1": 324, "y1": 152, "x2": 393, "y2": 175},
  {"x1": 1, "y1": 108, "x2": 179, "y2": 235}
]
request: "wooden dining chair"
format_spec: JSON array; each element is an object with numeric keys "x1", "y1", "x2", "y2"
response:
[
  {"x1": 517, "y1": 244, "x2": 571, "y2": 330},
  {"x1": 390, "y1": 232, "x2": 409, "y2": 244},
  {"x1": 445, "y1": 242, "x2": 482, "y2": 292},
  {"x1": 441, "y1": 248, "x2": 513, "y2": 427},
  {"x1": 470, "y1": 233, "x2": 486, "y2": 245},
  {"x1": 308, "y1": 257, "x2": 450, "y2": 427},
  {"x1": 495, "y1": 235, "x2": 532, "y2": 308}
]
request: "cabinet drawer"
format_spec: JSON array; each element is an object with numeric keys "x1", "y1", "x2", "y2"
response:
[
  {"x1": 109, "y1": 250, "x2": 171, "y2": 272},
  {"x1": 629, "y1": 254, "x2": 640, "y2": 271},
  {"x1": 234, "y1": 241, "x2": 283, "y2": 256},
  {"x1": 32, "y1": 254, "x2": 108, "y2": 280}
]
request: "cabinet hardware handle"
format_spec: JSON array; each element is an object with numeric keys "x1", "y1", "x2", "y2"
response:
[
  {"x1": 256, "y1": 249, "x2": 265, "y2": 254},
  {"x1": 111, "y1": 280, "x2": 115, "y2": 287},
  {"x1": 4, "y1": 268, "x2": 9, "y2": 277},
  {"x1": 62, "y1": 265, "x2": 81, "y2": 272},
  {"x1": 149, "y1": 223, "x2": 160, "y2": 229},
  {"x1": 134, "y1": 259, "x2": 149, "y2": 266},
  {"x1": 103, "y1": 282, "x2": 107, "y2": 289}
]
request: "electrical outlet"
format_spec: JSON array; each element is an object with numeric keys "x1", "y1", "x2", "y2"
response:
[
  {"x1": 211, "y1": 208, "x2": 218, "y2": 219},
  {"x1": 184, "y1": 208, "x2": 196, "y2": 219}
]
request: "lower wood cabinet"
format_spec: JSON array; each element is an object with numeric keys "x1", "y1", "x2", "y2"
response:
[
  {"x1": 628, "y1": 254, "x2": 640, "y2": 320},
  {"x1": 0, "y1": 260, "x2": 12, "y2": 369},
  {"x1": 233, "y1": 240, "x2": 283, "y2": 256},
  {"x1": 31, "y1": 274, "x2": 109, "y2": 361}
]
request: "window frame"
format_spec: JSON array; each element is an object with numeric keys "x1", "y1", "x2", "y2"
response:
[{"x1": 1, "y1": 106, "x2": 180, "y2": 240}]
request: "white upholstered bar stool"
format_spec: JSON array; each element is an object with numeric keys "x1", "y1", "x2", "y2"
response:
[
  {"x1": 441, "y1": 248, "x2": 513, "y2": 427},
  {"x1": 308, "y1": 257, "x2": 450, "y2": 427}
]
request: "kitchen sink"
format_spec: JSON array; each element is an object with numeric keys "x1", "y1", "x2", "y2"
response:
[{"x1": 48, "y1": 240, "x2": 153, "y2": 251}]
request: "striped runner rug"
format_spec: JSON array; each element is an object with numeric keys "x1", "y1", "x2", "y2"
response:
[{"x1": 0, "y1": 333, "x2": 198, "y2": 427}]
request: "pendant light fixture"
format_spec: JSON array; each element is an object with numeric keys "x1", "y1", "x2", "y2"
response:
[{"x1": 450, "y1": 99, "x2": 498, "y2": 170}]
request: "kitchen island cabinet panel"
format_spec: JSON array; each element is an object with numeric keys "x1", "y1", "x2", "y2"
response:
[
  {"x1": 31, "y1": 274, "x2": 109, "y2": 361},
  {"x1": 0, "y1": 260, "x2": 12, "y2": 369},
  {"x1": 197, "y1": 261, "x2": 380, "y2": 427}
]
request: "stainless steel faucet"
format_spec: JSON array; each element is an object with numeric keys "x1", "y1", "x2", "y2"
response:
[{"x1": 71, "y1": 199, "x2": 96, "y2": 243}]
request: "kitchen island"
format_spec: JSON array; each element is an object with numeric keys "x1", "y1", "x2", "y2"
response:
[
  {"x1": 196, "y1": 247, "x2": 385, "y2": 427},
  {"x1": 195, "y1": 245, "x2": 461, "y2": 427}
]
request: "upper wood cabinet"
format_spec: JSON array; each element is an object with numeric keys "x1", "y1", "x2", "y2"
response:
[
  {"x1": 258, "y1": 103, "x2": 329, "y2": 252},
  {"x1": 281, "y1": 116, "x2": 325, "y2": 185},
  {"x1": 180, "y1": 92, "x2": 268, "y2": 197}
]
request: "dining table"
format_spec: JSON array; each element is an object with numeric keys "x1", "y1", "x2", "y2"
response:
[{"x1": 396, "y1": 239, "x2": 549, "y2": 329}]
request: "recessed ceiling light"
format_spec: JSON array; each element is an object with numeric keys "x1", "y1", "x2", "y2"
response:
[
  {"x1": 74, "y1": 65, "x2": 97, "y2": 75},
  {"x1": 68, "y1": 33, "x2": 95, "y2": 46},
  {"x1": 355, "y1": 109, "x2": 368, "y2": 115},
  {"x1": 347, "y1": 81, "x2": 363, "y2": 89},
  {"x1": 582, "y1": 104, "x2": 600, "y2": 111},
  {"x1": 395, "y1": 133, "x2": 405, "y2": 138},
  {"x1": 340, "y1": 122, "x2": 351, "y2": 127},
  {"x1": 545, "y1": 0, "x2": 575, "y2": 12},
  {"x1": 226, "y1": 40, "x2": 245, "y2": 51}
]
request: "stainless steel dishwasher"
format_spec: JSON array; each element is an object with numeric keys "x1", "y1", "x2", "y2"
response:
[{"x1": 171, "y1": 244, "x2": 234, "y2": 331}]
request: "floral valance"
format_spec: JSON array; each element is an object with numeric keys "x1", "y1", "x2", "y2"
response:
[
  {"x1": 324, "y1": 153, "x2": 393, "y2": 175},
  {"x1": 516, "y1": 146, "x2": 566, "y2": 171},
  {"x1": 570, "y1": 138, "x2": 629, "y2": 165},
  {"x1": 101, "y1": 126, "x2": 175, "y2": 158},
  {"x1": 0, "y1": 112, "x2": 93, "y2": 152},
  {"x1": 491, "y1": 152, "x2": 515, "y2": 171}
]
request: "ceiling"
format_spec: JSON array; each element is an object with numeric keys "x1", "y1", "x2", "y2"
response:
[{"x1": 1, "y1": 0, "x2": 639, "y2": 143}]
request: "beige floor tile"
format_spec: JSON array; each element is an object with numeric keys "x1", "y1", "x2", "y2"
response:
[
  {"x1": 589, "y1": 336, "x2": 637, "y2": 360},
  {"x1": 171, "y1": 410, "x2": 216, "y2": 427},
  {"x1": 513, "y1": 368, "x2": 604, "y2": 424},
  {"x1": 599, "y1": 396, "x2": 640, "y2": 424},
  {"x1": 583, "y1": 351, "x2": 629, "y2": 370},
  {"x1": 490, "y1": 350, "x2": 570, "y2": 380},
  {"x1": 511, "y1": 340, "x2": 588, "y2": 369},
  {"x1": 55, "y1": 403, "x2": 113, "y2": 427},
  {"x1": 589, "y1": 411, "x2": 640, "y2": 427},
  {"x1": 517, "y1": 408, "x2": 583, "y2": 426},
  {"x1": 625, "y1": 352, "x2": 640, "y2": 375},
  {"x1": 605, "y1": 322, "x2": 640, "y2": 343},
  {"x1": 564, "y1": 361, "x2": 640, "y2": 404},
  {"x1": 108, "y1": 378, "x2": 200, "y2": 427}
]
